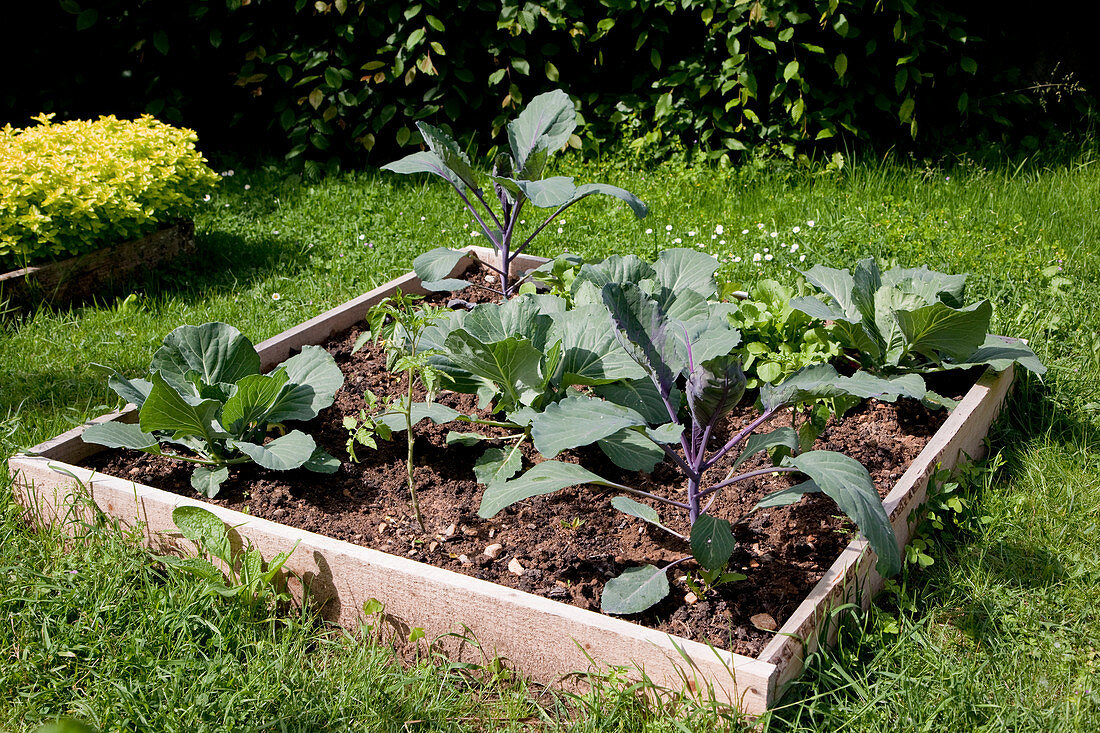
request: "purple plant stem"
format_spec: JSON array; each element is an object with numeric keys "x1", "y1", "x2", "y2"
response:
[
  {"x1": 499, "y1": 199, "x2": 524, "y2": 296},
  {"x1": 452, "y1": 184, "x2": 500, "y2": 250},
  {"x1": 471, "y1": 187, "x2": 504, "y2": 231},
  {"x1": 512, "y1": 198, "x2": 576, "y2": 257},
  {"x1": 698, "y1": 465, "x2": 800, "y2": 499},
  {"x1": 700, "y1": 406, "x2": 781, "y2": 472}
]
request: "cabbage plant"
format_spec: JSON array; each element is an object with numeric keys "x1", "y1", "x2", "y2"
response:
[
  {"x1": 382, "y1": 90, "x2": 647, "y2": 297},
  {"x1": 791, "y1": 259, "x2": 1045, "y2": 405},
  {"x1": 82, "y1": 322, "x2": 342, "y2": 497}
]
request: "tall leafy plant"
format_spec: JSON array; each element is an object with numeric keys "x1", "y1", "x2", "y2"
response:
[
  {"x1": 382, "y1": 90, "x2": 647, "y2": 298},
  {"x1": 82, "y1": 322, "x2": 343, "y2": 497}
]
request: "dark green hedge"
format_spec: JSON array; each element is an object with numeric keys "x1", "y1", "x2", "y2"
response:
[{"x1": 4, "y1": 1, "x2": 1094, "y2": 169}]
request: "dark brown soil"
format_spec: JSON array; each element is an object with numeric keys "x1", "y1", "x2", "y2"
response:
[{"x1": 83, "y1": 270, "x2": 969, "y2": 657}]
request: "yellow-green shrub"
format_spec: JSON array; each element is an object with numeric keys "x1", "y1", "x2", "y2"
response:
[{"x1": 0, "y1": 114, "x2": 219, "y2": 270}]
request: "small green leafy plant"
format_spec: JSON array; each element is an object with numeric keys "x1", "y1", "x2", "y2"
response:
[
  {"x1": 82, "y1": 322, "x2": 343, "y2": 498},
  {"x1": 790, "y1": 259, "x2": 1045, "y2": 405},
  {"x1": 158, "y1": 505, "x2": 297, "y2": 611},
  {"x1": 345, "y1": 292, "x2": 448, "y2": 529},
  {"x1": 382, "y1": 89, "x2": 648, "y2": 298},
  {"x1": 725, "y1": 278, "x2": 842, "y2": 388}
]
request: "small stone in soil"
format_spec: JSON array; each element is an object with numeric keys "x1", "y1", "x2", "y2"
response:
[
  {"x1": 483, "y1": 543, "x2": 503, "y2": 559},
  {"x1": 442, "y1": 523, "x2": 456, "y2": 539},
  {"x1": 684, "y1": 592, "x2": 699, "y2": 605},
  {"x1": 751, "y1": 613, "x2": 778, "y2": 631},
  {"x1": 458, "y1": 554, "x2": 471, "y2": 565},
  {"x1": 508, "y1": 558, "x2": 525, "y2": 576}
]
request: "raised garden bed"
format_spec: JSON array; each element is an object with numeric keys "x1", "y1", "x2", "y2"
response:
[
  {"x1": 7, "y1": 246, "x2": 1016, "y2": 715},
  {"x1": 0, "y1": 221, "x2": 195, "y2": 308}
]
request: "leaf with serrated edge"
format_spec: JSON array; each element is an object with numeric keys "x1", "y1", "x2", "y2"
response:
[
  {"x1": 478, "y1": 461, "x2": 631, "y2": 518},
  {"x1": 473, "y1": 445, "x2": 523, "y2": 486},
  {"x1": 690, "y1": 514, "x2": 736, "y2": 572},
  {"x1": 601, "y1": 564, "x2": 670, "y2": 615}
]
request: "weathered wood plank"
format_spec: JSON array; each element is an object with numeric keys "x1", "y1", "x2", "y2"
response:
[
  {"x1": 757, "y1": 366, "x2": 1015, "y2": 694},
  {"x1": 1, "y1": 221, "x2": 195, "y2": 307},
  {"x1": 9, "y1": 455, "x2": 777, "y2": 712}
]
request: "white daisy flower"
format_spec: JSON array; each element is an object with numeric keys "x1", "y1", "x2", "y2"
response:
[
  {"x1": 765, "y1": 254, "x2": 773, "y2": 261},
  {"x1": 645, "y1": 228, "x2": 653, "y2": 234},
  {"x1": 807, "y1": 220, "x2": 815, "y2": 227},
  {"x1": 271, "y1": 292, "x2": 281, "y2": 301},
  {"x1": 715, "y1": 225, "x2": 724, "y2": 234},
  {"x1": 792, "y1": 226, "x2": 800, "y2": 233},
  {"x1": 790, "y1": 243, "x2": 799, "y2": 253},
  {"x1": 752, "y1": 253, "x2": 762, "y2": 262},
  {"x1": 673, "y1": 237, "x2": 682, "y2": 244}
]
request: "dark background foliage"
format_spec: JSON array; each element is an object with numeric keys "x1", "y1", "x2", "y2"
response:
[{"x1": 4, "y1": 0, "x2": 1095, "y2": 170}]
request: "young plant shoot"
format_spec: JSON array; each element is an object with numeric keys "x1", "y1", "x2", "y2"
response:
[
  {"x1": 381, "y1": 90, "x2": 648, "y2": 297},
  {"x1": 82, "y1": 322, "x2": 343, "y2": 498},
  {"x1": 345, "y1": 292, "x2": 451, "y2": 529}
]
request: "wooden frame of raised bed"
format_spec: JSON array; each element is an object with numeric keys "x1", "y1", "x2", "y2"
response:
[
  {"x1": 0, "y1": 221, "x2": 195, "y2": 308},
  {"x1": 7, "y1": 245, "x2": 1015, "y2": 716}
]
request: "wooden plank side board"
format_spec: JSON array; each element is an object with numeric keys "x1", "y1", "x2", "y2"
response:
[
  {"x1": 757, "y1": 366, "x2": 1015, "y2": 693},
  {"x1": 8, "y1": 455, "x2": 777, "y2": 713},
  {"x1": 0, "y1": 222, "x2": 195, "y2": 307},
  {"x1": 6, "y1": 241, "x2": 1018, "y2": 716}
]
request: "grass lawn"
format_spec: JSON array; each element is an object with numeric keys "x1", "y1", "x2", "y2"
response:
[{"x1": 2, "y1": 150, "x2": 1099, "y2": 731}]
